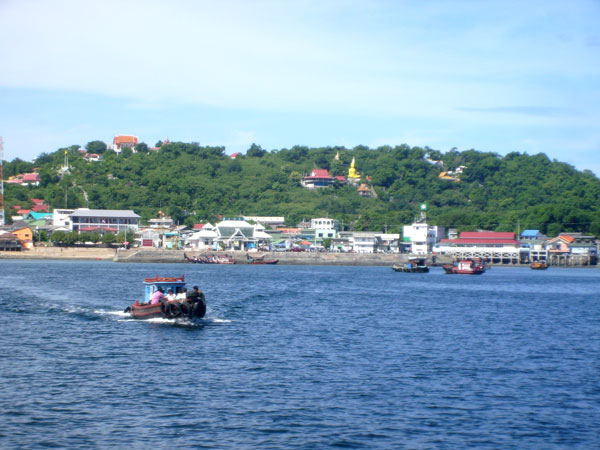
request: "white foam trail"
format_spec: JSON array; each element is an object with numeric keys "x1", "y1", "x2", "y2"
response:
[{"x1": 210, "y1": 318, "x2": 232, "y2": 323}]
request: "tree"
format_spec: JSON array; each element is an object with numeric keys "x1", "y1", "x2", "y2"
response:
[
  {"x1": 135, "y1": 142, "x2": 149, "y2": 153},
  {"x1": 247, "y1": 143, "x2": 266, "y2": 157},
  {"x1": 322, "y1": 237, "x2": 332, "y2": 250},
  {"x1": 85, "y1": 140, "x2": 108, "y2": 154},
  {"x1": 102, "y1": 233, "x2": 116, "y2": 244}
]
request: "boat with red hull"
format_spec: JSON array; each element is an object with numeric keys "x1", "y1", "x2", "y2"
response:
[
  {"x1": 124, "y1": 275, "x2": 206, "y2": 319},
  {"x1": 443, "y1": 259, "x2": 486, "y2": 275},
  {"x1": 530, "y1": 261, "x2": 549, "y2": 270}
]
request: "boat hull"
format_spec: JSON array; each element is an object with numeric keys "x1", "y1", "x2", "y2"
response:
[
  {"x1": 126, "y1": 299, "x2": 206, "y2": 320},
  {"x1": 443, "y1": 260, "x2": 486, "y2": 275},
  {"x1": 392, "y1": 265, "x2": 429, "y2": 273}
]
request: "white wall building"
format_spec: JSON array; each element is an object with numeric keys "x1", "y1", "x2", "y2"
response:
[
  {"x1": 352, "y1": 232, "x2": 378, "y2": 253},
  {"x1": 53, "y1": 209, "x2": 75, "y2": 228},
  {"x1": 403, "y1": 222, "x2": 445, "y2": 255}
]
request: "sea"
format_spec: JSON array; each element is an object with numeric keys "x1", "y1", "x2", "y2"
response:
[{"x1": 0, "y1": 259, "x2": 598, "y2": 449}]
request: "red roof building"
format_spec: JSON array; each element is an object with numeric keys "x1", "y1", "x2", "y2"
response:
[
  {"x1": 113, "y1": 135, "x2": 139, "y2": 152},
  {"x1": 301, "y1": 169, "x2": 335, "y2": 189},
  {"x1": 434, "y1": 231, "x2": 522, "y2": 264}
]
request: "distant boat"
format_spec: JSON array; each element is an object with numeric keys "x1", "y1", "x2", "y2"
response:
[
  {"x1": 392, "y1": 257, "x2": 429, "y2": 273},
  {"x1": 530, "y1": 261, "x2": 549, "y2": 270},
  {"x1": 443, "y1": 259, "x2": 486, "y2": 275},
  {"x1": 247, "y1": 253, "x2": 279, "y2": 265}
]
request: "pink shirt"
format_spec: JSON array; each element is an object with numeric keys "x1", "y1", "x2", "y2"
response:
[{"x1": 150, "y1": 290, "x2": 165, "y2": 305}]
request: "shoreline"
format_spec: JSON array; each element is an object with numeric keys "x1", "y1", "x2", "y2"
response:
[{"x1": 1, "y1": 247, "x2": 598, "y2": 268}]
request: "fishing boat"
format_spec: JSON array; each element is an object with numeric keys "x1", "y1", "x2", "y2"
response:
[
  {"x1": 530, "y1": 261, "x2": 549, "y2": 270},
  {"x1": 246, "y1": 253, "x2": 279, "y2": 265},
  {"x1": 392, "y1": 257, "x2": 429, "y2": 273},
  {"x1": 123, "y1": 275, "x2": 206, "y2": 319},
  {"x1": 443, "y1": 259, "x2": 486, "y2": 275}
]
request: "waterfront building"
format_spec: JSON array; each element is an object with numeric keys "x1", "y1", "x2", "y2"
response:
[
  {"x1": 434, "y1": 231, "x2": 521, "y2": 264},
  {"x1": 53, "y1": 209, "x2": 75, "y2": 228},
  {"x1": 352, "y1": 231, "x2": 378, "y2": 253},
  {"x1": 376, "y1": 233, "x2": 401, "y2": 253},
  {"x1": 215, "y1": 218, "x2": 273, "y2": 251},
  {"x1": 68, "y1": 208, "x2": 140, "y2": 234},
  {"x1": 546, "y1": 233, "x2": 597, "y2": 266},
  {"x1": 310, "y1": 217, "x2": 339, "y2": 235}
]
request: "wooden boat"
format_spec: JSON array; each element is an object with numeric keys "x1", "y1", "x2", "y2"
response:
[
  {"x1": 443, "y1": 259, "x2": 486, "y2": 275},
  {"x1": 392, "y1": 257, "x2": 429, "y2": 273},
  {"x1": 530, "y1": 261, "x2": 549, "y2": 270},
  {"x1": 246, "y1": 253, "x2": 279, "y2": 265},
  {"x1": 124, "y1": 275, "x2": 206, "y2": 319}
]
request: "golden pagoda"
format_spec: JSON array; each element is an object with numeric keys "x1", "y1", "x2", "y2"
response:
[{"x1": 348, "y1": 157, "x2": 361, "y2": 181}]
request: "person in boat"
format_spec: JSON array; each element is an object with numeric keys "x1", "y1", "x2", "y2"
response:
[
  {"x1": 186, "y1": 285, "x2": 204, "y2": 303},
  {"x1": 150, "y1": 287, "x2": 166, "y2": 305},
  {"x1": 166, "y1": 288, "x2": 176, "y2": 301},
  {"x1": 176, "y1": 287, "x2": 187, "y2": 301}
]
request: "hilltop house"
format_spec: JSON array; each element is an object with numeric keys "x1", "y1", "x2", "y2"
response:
[
  {"x1": 112, "y1": 135, "x2": 139, "y2": 153},
  {"x1": 301, "y1": 169, "x2": 335, "y2": 189}
]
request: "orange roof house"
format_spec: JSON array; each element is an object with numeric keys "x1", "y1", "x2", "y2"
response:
[{"x1": 113, "y1": 135, "x2": 139, "y2": 152}]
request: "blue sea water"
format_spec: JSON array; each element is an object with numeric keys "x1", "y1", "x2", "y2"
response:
[{"x1": 0, "y1": 259, "x2": 599, "y2": 449}]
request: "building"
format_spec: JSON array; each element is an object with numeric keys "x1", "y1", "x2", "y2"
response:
[
  {"x1": 376, "y1": 233, "x2": 401, "y2": 253},
  {"x1": 520, "y1": 230, "x2": 547, "y2": 240},
  {"x1": 22, "y1": 173, "x2": 41, "y2": 186},
  {"x1": 184, "y1": 223, "x2": 218, "y2": 250},
  {"x1": 112, "y1": 135, "x2": 139, "y2": 153},
  {"x1": 352, "y1": 231, "x2": 379, "y2": 253},
  {"x1": 301, "y1": 169, "x2": 335, "y2": 189},
  {"x1": 546, "y1": 233, "x2": 597, "y2": 266},
  {"x1": 68, "y1": 208, "x2": 140, "y2": 234},
  {"x1": 53, "y1": 209, "x2": 75, "y2": 228},
  {"x1": 215, "y1": 218, "x2": 272, "y2": 251},
  {"x1": 434, "y1": 231, "x2": 521, "y2": 264},
  {"x1": 403, "y1": 222, "x2": 444, "y2": 255}
]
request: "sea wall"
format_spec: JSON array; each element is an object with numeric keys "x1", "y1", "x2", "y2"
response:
[
  {"x1": 113, "y1": 249, "x2": 451, "y2": 266},
  {"x1": 0, "y1": 247, "x2": 117, "y2": 260}
]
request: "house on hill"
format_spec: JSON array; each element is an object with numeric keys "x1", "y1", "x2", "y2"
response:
[
  {"x1": 112, "y1": 135, "x2": 139, "y2": 153},
  {"x1": 301, "y1": 169, "x2": 335, "y2": 189}
]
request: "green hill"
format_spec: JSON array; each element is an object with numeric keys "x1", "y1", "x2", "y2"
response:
[{"x1": 3, "y1": 142, "x2": 600, "y2": 236}]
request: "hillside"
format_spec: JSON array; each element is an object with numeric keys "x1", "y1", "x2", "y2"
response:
[{"x1": 3, "y1": 142, "x2": 600, "y2": 235}]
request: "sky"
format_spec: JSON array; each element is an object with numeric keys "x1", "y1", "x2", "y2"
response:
[{"x1": 1, "y1": 0, "x2": 599, "y2": 174}]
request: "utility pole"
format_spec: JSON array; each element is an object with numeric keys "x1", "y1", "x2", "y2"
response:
[{"x1": 0, "y1": 137, "x2": 5, "y2": 226}]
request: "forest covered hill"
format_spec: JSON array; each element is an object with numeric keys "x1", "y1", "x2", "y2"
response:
[{"x1": 3, "y1": 141, "x2": 600, "y2": 236}]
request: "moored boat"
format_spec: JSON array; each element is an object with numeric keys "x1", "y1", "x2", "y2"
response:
[
  {"x1": 443, "y1": 259, "x2": 486, "y2": 275},
  {"x1": 246, "y1": 253, "x2": 279, "y2": 265},
  {"x1": 124, "y1": 275, "x2": 206, "y2": 320},
  {"x1": 392, "y1": 257, "x2": 429, "y2": 273},
  {"x1": 530, "y1": 261, "x2": 549, "y2": 270}
]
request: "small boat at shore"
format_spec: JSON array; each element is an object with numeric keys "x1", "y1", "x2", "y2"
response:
[
  {"x1": 246, "y1": 253, "x2": 279, "y2": 265},
  {"x1": 392, "y1": 257, "x2": 429, "y2": 273},
  {"x1": 443, "y1": 259, "x2": 486, "y2": 275},
  {"x1": 530, "y1": 261, "x2": 549, "y2": 270},
  {"x1": 124, "y1": 275, "x2": 206, "y2": 320}
]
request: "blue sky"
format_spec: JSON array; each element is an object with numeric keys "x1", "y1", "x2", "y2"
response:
[{"x1": 1, "y1": 0, "x2": 599, "y2": 174}]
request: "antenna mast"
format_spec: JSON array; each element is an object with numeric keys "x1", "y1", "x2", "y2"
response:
[{"x1": 0, "y1": 137, "x2": 5, "y2": 226}]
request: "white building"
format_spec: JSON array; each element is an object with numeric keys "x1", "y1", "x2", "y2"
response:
[
  {"x1": 68, "y1": 208, "x2": 140, "y2": 234},
  {"x1": 215, "y1": 218, "x2": 273, "y2": 251},
  {"x1": 403, "y1": 222, "x2": 444, "y2": 255},
  {"x1": 352, "y1": 231, "x2": 379, "y2": 253},
  {"x1": 53, "y1": 209, "x2": 75, "y2": 228}
]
